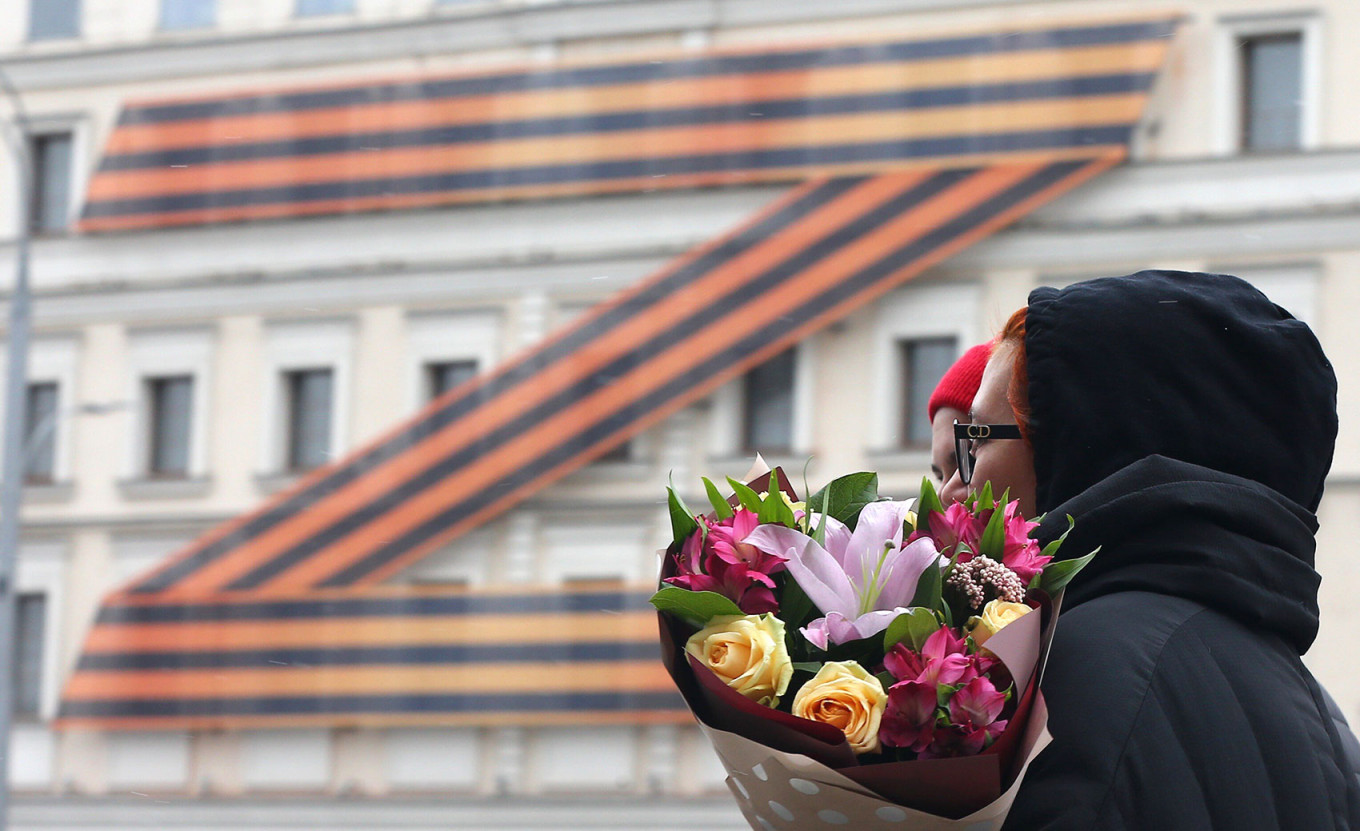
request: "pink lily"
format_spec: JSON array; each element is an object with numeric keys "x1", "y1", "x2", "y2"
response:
[{"x1": 745, "y1": 501, "x2": 940, "y2": 649}]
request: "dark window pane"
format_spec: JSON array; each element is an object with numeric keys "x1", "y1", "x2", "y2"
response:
[
  {"x1": 426, "y1": 360, "x2": 477, "y2": 400},
  {"x1": 160, "y1": 0, "x2": 215, "y2": 29},
  {"x1": 28, "y1": 0, "x2": 80, "y2": 40},
  {"x1": 296, "y1": 0, "x2": 354, "y2": 16},
  {"x1": 742, "y1": 349, "x2": 796, "y2": 453},
  {"x1": 286, "y1": 369, "x2": 334, "y2": 471},
  {"x1": 899, "y1": 337, "x2": 958, "y2": 448},
  {"x1": 29, "y1": 133, "x2": 74, "y2": 234},
  {"x1": 148, "y1": 376, "x2": 194, "y2": 477},
  {"x1": 14, "y1": 594, "x2": 46, "y2": 719},
  {"x1": 22, "y1": 382, "x2": 58, "y2": 484},
  {"x1": 1241, "y1": 33, "x2": 1303, "y2": 152}
]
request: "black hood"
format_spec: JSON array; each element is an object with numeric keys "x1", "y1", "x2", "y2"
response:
[
  {"x1": 1025, "y1": 271, "x2": 1337, "y2": 652},
  {"x1": 1026, "y1": 270, "x2": 1337, "y2": 514}
]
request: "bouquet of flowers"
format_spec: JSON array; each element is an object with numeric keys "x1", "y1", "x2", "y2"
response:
[{"x1": 653, "y1": 462, "x2": 1095, "y2": 829}]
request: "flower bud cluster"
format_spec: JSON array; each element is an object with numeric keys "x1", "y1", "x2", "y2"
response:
[{"x1": 946, "y1": 555, "x2": 1026, "y2": 612}]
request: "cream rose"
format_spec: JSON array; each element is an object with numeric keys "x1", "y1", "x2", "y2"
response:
[
  {"x1": 685, "y1": 614, "x2": 793, "y2": 707},
  {"x1": 969, "y1": 599, "x2": 1032, "y2": 646},
  {"x1": 791, "y1": 661, "x2": 887, "y2": 754}
]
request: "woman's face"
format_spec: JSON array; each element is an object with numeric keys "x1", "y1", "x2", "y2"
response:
[{"x1": 940, "y1": 346, "x2": 1037, "y2": 517}]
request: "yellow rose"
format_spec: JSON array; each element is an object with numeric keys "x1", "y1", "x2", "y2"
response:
[
  {"x1": 685, "y1": 614, "x2": 793, "y2": 707},
  {"x1": 968, "y1": 600, "x2": 1032, "y2": 647},
  {"x1": 791, "y1": 661, "x2": 887, "y2": 754}
]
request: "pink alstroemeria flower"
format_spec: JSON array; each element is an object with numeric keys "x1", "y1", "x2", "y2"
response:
[
  {"x1": 883, "y1": 627, "x2": 974, "y2": 688},
  {"x1": 665, "y1": 509, "x2": 787, "y2": 614},
  {"x1": 879, "y1": 680, "x2": 937, "y2": 753},
  {"x1": 997, "y1": 501, "x2": 1050, "y2": 585},
  {"x1": 745, "y1": 501, "x2": 940, "y2": 649},
  {"x1": 911, "y1": 501, "x2": 983, "y2": 556}
]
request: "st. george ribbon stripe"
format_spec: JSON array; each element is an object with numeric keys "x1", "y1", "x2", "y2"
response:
[
  {"x1": 315, "y1": 160, "x2": 1094, "y2": 588},
  {"x1": 223, "y1": 169, "x2": 976, "y2": 591},
  {"x1": 60, "y1": 690, "x2": 685, "y2": 719},
  {"x1": 97, "y1": 73, "x2": 1154, "y2": 172},
  {"x1": 76, "y1": 641, "x2": 659, "y2": 672},
  {"x1": 100, "y1": 588, "x2": 655, "y2": 624},
  {"x1": 125, "y1": 177, "x2": 862, "y2": 595},
  {"x1": 81, "y1": 124, "x2": 1131, "y2": 219},
  {"x1": 115, "y1": 20, "x2": 1175, "y2": 125}
]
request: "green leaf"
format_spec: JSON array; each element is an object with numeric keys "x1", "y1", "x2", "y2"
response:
[
  {"x1": 1038, "y1": 547, "x2": 1099, "y2": 595},
  {"x1": 804, "y1": 472, "x2": 879, "y2": 529},
  {"x1": 701, "y1": 477, "x2": 734, "y2": 520},
  {"x1": 910, "y1": 558, "x2": 943, "y2": 612},
  {"x1": 978, "y1": 501, "x2": 1007, "y2": 559},
  {"x1": 667, "y1": 475, "x2": 700, "y2": 546},
  {"x1": 810, "y1": 485, "x2": 832, "y2": 547},
  {"x1": 792, "y1": 662, "x2": 824, "y2": 675},
  {"x1": 776, "y1": 571, "x2": 817, "y2": 630},
  {"x1": 916, "y1": 477, "x2": 945, "y2": 523},
  {"x1": 1039, "y1": 515, "x2": 1076, "y2": 562},
  {"x1": 757, "y1": 472, "x2": 797, "y2": 527},
  {"x1": 875, "y1": 670, "x2": 897, "y2": 691},
  {"x1": 977, "y1": 480, "x2": 995, "y2": 510},
  {"x1": 649, "y1": 586, "x2": 743, "y2": 627},
  {"x1": 882, "y1": 607, "x2": 941, "y2": 652},
  {"x1": 727, "y1": 477, "x2": 765, "y2": 513}
]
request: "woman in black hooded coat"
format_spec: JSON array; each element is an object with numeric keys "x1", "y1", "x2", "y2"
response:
[{"x1": 942, "y1": 270, "x2": 1360, "y2": 830}]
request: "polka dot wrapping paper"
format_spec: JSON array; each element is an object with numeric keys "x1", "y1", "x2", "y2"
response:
[{"x1": 701, "y1": 697, "x2": 1051, "y2": 830}]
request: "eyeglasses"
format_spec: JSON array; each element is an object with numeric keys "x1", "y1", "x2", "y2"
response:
[{"x1": 953, "y1": 420, "x2": 1024, "y2": 486}]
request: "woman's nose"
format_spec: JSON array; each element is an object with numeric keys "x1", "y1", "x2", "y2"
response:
[{"x1": 940, "y1": 469, "x2": 967, "y2": 506}]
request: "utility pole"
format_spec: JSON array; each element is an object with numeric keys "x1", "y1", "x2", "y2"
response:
[{"x1": 0, "y1": 62, "x2": 35, "y2": 831}]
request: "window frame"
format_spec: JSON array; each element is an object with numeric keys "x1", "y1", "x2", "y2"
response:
[
  {"x1": 14, "y1": 540, "x2": 65, "y2": 725},
  {"x1": 294, "y1": 0, "x2": 357, "y2": 18},
  {"x1": 869, "y1": 282, "x2": 981, "y2": 455},
  {"x1": 125, "y1": 328, "x2": 213, "y2": 484},
  {"x1": 405, "y1": 309, "x2": 500, "y2": 414},
  {"x1": 261, "y1": 320, "x2": 353, "y2": 479},
  {"x1": 896, "y1": 335, "x2": 961, "y2": 451},
  {"x1": 145, "y1": 375, "x2": 196, "y2": 478},
  {"x1": 26, "y1": 130, "x2": 75, "y2": 235},
  {"x1": 158, "y1": 0, "x2": 216, "y2": 31},
  {"x1": 1215, "y1": 14, "x2": 1321, "y2": 155},
  {"x1": 26, "y1": 0, "x2": 81, "y2": 42},
  {"x1": 282, "y1": 366, "x2": 336, "y2": 473},
  {"x1": 2, "y1": 337, "x2": 80, "y2": 490}
]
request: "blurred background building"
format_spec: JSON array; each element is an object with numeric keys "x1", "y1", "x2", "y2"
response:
[{"x1": 0, "y1": 0, "x2": 1356, "y2": 828}]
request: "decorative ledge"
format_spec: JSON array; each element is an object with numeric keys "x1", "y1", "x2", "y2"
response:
[
  {"x1": 117, "y1": 476, "x2": 213, "y2": 501},
  {"x1": 254, "y1": 472, "x2": 303, "y2": 495},
  {"x1": 21, "y1": 481, "x2": 75, "y2": 505}
]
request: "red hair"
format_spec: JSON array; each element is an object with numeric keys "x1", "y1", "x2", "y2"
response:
[{"x1": 994, "y1": 307, "x2": 1032, "y2": 443}]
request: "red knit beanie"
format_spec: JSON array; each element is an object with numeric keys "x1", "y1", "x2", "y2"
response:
[{"x1": 927, "y1": 342, "x2": 992, "y2": 422}]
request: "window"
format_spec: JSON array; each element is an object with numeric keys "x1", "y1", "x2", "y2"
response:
[
  {"x1": 146, "y1": 376, "x2": 194, "y2": 477},
  {"x1": 14, "y1": 594, "x2": 46, "y2": 720},
  {"x1": 741, "y1": 349, "x2": 796, "y2": 453},
  {"x1": 898, "y1": 337, "x2": 957, "y2": 448},
  {"x1": 426, "y1": 359, "x2": 477, "y2": 401},
  {"x1": 27, "y1": 0, "x2": 80, "y2": 40},
  {"x1": 295, "y1": 0, "x2": 354, "y2": 16},
  {"x1": 28, "y1": 132, "x2": 74, "y2": 234},
  {"x1": 1240, "y1": 33, "x2": 1303, "y2": 152},
  {"x1": 159, "y1": 0, "x2": 215, "y2": 30},
  {"x1": 284, "y1": 369, "x2": 334, "y2": 471},
  {"x1": 22, "y1": 382, "x2": 59, "y2": 485}
]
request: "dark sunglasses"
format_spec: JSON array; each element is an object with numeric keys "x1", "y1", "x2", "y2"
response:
[{"x1": 953, "y1": 420, "x2": 1024, "y2": 486}]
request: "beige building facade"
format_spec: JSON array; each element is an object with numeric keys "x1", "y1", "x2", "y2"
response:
[{"x1": 0, "y1": 0, "x2": 1357, "y2": 827}]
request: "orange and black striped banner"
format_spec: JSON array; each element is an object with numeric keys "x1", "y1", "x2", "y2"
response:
[
  {"x1": 60, "y1": 16, "x2": 1176, "y2": 729},
  {"x1": 79, "y1": 17, "x2": 1174, "y2": 231}
]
